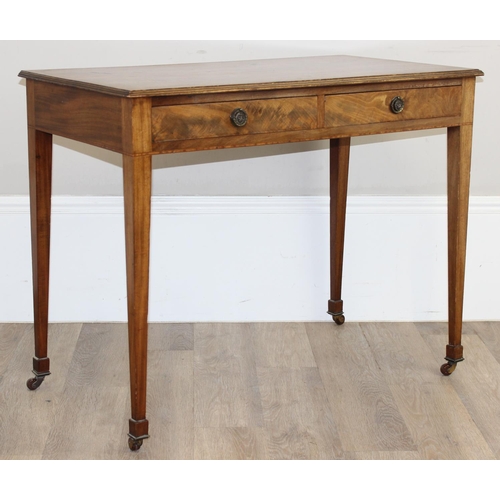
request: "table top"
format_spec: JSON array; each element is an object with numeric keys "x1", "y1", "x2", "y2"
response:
[{"x1": 19, "y1": 55, "x2": 483, "y2": 98}]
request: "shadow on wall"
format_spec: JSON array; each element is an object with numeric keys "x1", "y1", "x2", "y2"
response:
[{"x1": 52, "y1": 128, "x2": 446, "y2": 173}]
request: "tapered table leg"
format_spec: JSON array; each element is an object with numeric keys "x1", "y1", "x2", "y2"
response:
[
  {"x1": 442, "y1": 124, "x2": 473, "y2": 375},
  {"x1": 123, "y1": 154, "x2": 152, "y2": 450},
  {"x1": 26, "y1": 128, "x2": 53, "y2": 390},
  {"x1": 442, "y1": 78, "x2": 476, "y2": 376},
  {"x1": 327, "y1": 137, "x2": 351, "y2": 325}
]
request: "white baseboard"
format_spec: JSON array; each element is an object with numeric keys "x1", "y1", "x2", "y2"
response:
[{"x1": 1, "y1": 195, "x2": 499, "y2": 322}]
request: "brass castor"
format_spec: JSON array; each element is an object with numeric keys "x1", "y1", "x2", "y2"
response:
[
  {"x1": 26, "y1": 376, "x2": 45, "y2": 390},
  {"x1": 128, "y1": 437, "x2": 143, "y2": 451},
  {"x1": 440, "y1": 362, "x2": 457, "y2": 376},
  {"x1": 332, "y1": 314, "x2": 345, "y2": 326}
]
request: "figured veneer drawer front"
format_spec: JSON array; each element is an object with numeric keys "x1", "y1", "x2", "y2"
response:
[
  {"x1": 324, "y1": 86, "x2": 462, "y2": 127},
  {"x1": 152, "y1": 97, "x2": 318, "y2": 142}
]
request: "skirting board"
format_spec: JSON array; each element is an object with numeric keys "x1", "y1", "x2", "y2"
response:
[{"x1": 1, "y1": 196, "x2": 499, "y2": 322}]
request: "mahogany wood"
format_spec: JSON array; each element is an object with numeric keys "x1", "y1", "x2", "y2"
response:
[
  {"x1": 31, "y1": 81, "x2": 123, "y2": 153},
  {"x1": 324, "y1": 86, "x2": 462, "y2": 127},
  {"x1": 121, "y1": 97, "x2": 152, "y2": 155},
  {"x1": 123, "y1": 154, "x2": 152, "y2": 443},
  {"x1": 19, "y1": 55, "x2": 483, "y2": 450},
  {"x1": 152, "y1": 115, "x2": 462, "y2": 155},
  {"x1": 446, "y1": 77, "x2": 477, "y2": 364},
  {"x1": 152, "y1": 97, "x2": 317, "y2": 142},
  {"x1": 18, "y1": 55, "x2": 482, "y2": 97},
  {"x1": 27, "y1": 79, "x2": 53, "y2": 379},
  {"x1": 150, "y1": 79, "x2": 463, "y2": 107},
  {"x1": 328, "y1": 138, "x2": 351, "y2": 319}
]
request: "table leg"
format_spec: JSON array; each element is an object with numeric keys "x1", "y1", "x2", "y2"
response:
[
  {"x1": 26, "y1": 129, "x2": 52, "y2": 391},
  {"x1": 123, "y1": 154, "x2": 152, "y2": 450},
  {"x1": 441, "y1": 123, "x2": 473, "y2": 376},
  {"x1": 327, "y1": 137, "x2": 351, "y2": 325}
]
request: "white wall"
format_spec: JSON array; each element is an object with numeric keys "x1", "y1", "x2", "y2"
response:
[
  {"x1": 1, "y1": 41, "x2": 499, "y2": 322},
  {"x1": 1, "y1": 196, "x2": 499, "y2": 323}
]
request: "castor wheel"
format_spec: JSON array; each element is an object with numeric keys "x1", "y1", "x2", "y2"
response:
[
  {"x1": 26, "y1": 376, "x2": 45, "y2": 390},
  {"x1": 440, "y1": 362, "x2": 457, "y2": 376},
  {"x1": 128, "y1": 437, "x2": 144, "y2": 451},
  {"x1": 332, "y1": 314, "x2": 345, "y2": 326}
]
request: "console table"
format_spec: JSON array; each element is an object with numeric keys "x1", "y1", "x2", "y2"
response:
[{"x1": 19, "y1": 55, "x2": 483, "y2": 451}]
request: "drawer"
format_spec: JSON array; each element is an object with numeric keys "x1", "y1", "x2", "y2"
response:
[
  {"x1": 152, "y1": 97, "x2": 318, "y2": 142},
  {"x1": 324, "y1": 86, "x2": 462, "y2": 128}
]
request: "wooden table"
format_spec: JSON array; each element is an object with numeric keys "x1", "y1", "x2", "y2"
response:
[{"x1": 19, "y1": 55, "x2": 483, "y2": 451}]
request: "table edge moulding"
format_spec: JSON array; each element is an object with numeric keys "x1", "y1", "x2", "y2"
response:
[{"x1": 18, "y1": 55, "x2": 484, "y2": 451}]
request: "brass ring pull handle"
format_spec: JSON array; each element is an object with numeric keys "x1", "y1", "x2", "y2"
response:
[
  {"x1": 230, "y1": 108, "x2": 248, "y2": 127},
  {"x1": 390, "y1": 96, "x2": 405, "y2": 114}
]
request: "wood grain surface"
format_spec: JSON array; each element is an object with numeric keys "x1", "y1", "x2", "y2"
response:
[
  {"x1": 31, "y1": 81, "x2": 123, "y2": 152},
  {"x1": 324, "y1": 86, "x2": 462, "y2": 127},
  {"x1": 19, "y1": 55, "x2": 483, "y2": 97},
  {"x1": 2, "y1": 321, "x2": 498, "y2": 459},
  {"x1": 362, "y1": 322, "x2": 494, "y2": 459},
  {"x1": 152, "y1": 97, "x2": 317, "y2": 142}
]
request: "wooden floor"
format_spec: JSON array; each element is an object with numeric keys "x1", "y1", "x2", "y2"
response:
[{"x1": 0, "y1": 321, "x2": 499, "y2": 460}]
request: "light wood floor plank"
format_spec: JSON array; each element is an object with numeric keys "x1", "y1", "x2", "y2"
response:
[
  {"x1": 1, "y1": 321, "x2": 499, "y2": 459},
  {"x1": 418, "y1": 322, "x2": 500, "y2": 458},
  {"x1": 257, "y1": 366, "x2": 344, "y2": 459},
  {"x1": 194, "y1": 323, "x2": 262, "y2": 428},
  {"x1": 42, "y1": 323, "x2": 83, "y2": 393},
  {"x1": 251, "y1": 323, "x2": 344, "y2": 458},
  {"x1": 348, "y1": 451, "x2": 422, "y2": 459},
  {"x1": 251, "y1": 322, "x2": 316, "y2": 368},
  {"x1": 0, "y1": 381, "x2": 59, "y2": 459},
  {"x1": 306, "y1": 322, "x2": 415, "y2": 453},
  {"x1": 64, "y1": 323, "x2": 129, "y2": 389},
  {"x1": 0, "y1": 324, "x2": 28, "y2": 377},
  {"x1": 362, "y1": 322, "x2": 494, "y2": 459},
  {"x1": 43, "y1": 340, "x2": 195, "y2": 459},
  {"x1": 474, "y1": 322, "x2": 500, "y2": 364},
  {"x1": 0, "y1": 323, "x2": 81, "y2": 459},
  {"x1": 148, "y1": 323, "x2": 194, "y2": 351},
  {"x1": 135, "y1": 350, "x2": 195, "y2": 460},
  {"x1": 194, "y1": 427, "x2": 268, "y2": 459},
  {"x1": 41, "y1": 386, "x2": 130, "y2": 459}
]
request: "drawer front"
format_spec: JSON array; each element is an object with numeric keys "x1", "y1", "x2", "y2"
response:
[
  {"x1": 152, "y1": 97, "x2": 317, "y2": 142},
  {"x1": 325, "y1": 86, "x2": 462, "y2": 127}
]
